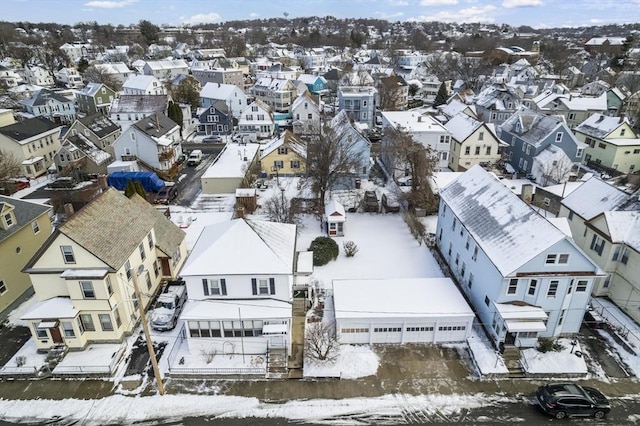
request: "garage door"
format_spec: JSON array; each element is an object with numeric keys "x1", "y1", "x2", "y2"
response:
[
  {"x1": 338, "y1": 324, "x2": 370, "y2": 344},
  {"x1": 435, "y1": 323, "x2": 468, "y2": 342},
  {"x1": 371, "y1": 324, "x2": 403, "y2": 343},
  {"x1": 404, "y1": 323, "x2": 436, "y2": 343}
]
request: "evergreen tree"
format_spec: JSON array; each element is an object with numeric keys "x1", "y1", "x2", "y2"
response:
[
  {"x1": 434, "y1": 82, "x2": 448, "y2": 107},
  {"x1": 124, "y1": 179, "x2": 136, "y2": 198},
  {"x1": 167, "y1": 102, "x2": 184, "y2": 136},
  {"x1": 134, "y1": 180, "x2": 147, "y2": 200}
]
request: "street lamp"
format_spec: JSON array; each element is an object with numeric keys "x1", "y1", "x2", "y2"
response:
[{"x1": 130, "y1": 267, "x2": 165, "y2": 395}]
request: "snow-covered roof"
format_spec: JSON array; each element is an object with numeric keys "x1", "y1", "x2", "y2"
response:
[
  {"x1": 574, "y1": 113, "x2": 630, "y2": 139},
  {"x1": 144, "y1": 59, "x2": 188, "y2": 70},
  {"x1": 333, "y1": 278, "x2": 474, "y2": 319},
  {"x1": 499, "y1": 107, "x2": 564, "y2": 147},
  {"x1": 561, "y1": 176, "x2": 630, "y2": 221},
  {"x1": 296, "y1": 251, "x2": 314, "y2": 275},
  {"x1": 181, "y1": 299, "x2": 291, "y2": 321},
  {"x1": 59, "y1": 269, "x2": 110, "y2": 279},
  {"x1": 540, "y1": 181, "x2": 584, "y2": 197},
  {"x1": 202, "y1": 141, "x2": 260, "y2": 179},
  {"x1": 494, "y1": 302, "x2": 547, "y2": 320},
  {"x1": 325, "y1": 199, "x2": 345, "y2": 220},
  {"x1": 439, "y1": 165, "x2": 567, "y2": 276},
  {"x1": 253, "y1": 77, "x2": 293, "y2": 91},
  {"x1": 63, "y1": 134, "x2": 112, "y2": 165},
  {"x1": 602, "y1": 211, "x2": 640, "y2": 252},
  {"x1": 180, "y1": 218, "x2": 297, "y2": 276},
  {"x1": 200, "y1": 82, "x2": 240, "y2": 100},
  {"x1": 21, "y1": 297, "x2": 78, "y2": 320},
  {"x1": 260, "y1": 130, "x2": 306, "y2": 160},
  {"x1": 381, "y1": 111, "x2": 448, "y2": 134},
  {"x1": 444, "y1": 112, "x2": 483, "y2": 143},
  {"x1": 439, "y1": 100, "x2": 475, "y2": 119},
  {"x1": 123, "y1": 75, "x2": 158, "y2": 91}
]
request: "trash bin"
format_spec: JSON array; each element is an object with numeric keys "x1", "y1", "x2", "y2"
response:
[{"x1": 355, "y1": 178, "x2": 361, "y2": 189}]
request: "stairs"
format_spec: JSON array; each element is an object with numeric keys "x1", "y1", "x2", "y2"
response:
[
  {"x1": 267, "y1": 347, "x2": 288, "y2": 379},
  {"x1": 502, "y1": 346, "x2": 525, "y2": 377}
]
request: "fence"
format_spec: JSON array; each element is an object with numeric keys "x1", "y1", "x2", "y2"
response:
[
  {"x1": 51, "y1": 342, "x2": 127, "y2": 375},
  {"x1": 590, "y1": 298, "x2": 640, "y2": 354}
]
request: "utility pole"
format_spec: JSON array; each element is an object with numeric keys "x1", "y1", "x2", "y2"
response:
[{"x1": 131, "y1": 268, "x2": 165, "y2": 395}]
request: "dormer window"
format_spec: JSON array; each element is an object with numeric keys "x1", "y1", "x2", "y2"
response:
[
  {"x1": 620, "y1": 129, "x2": 626, "y2": 136},
  {"x1": 3, "y1": 213, "x2": 14, "y2": 228}
]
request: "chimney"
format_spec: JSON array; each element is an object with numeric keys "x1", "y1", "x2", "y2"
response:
[
  {"x1": 619, "y1": 113, "x2": 625, "y2": 123},
  {"x1": 97, "y1": 174, "x2": 108, "y2": 190},
  {"x1": 64, "y1": 203, "x2": 75, "y2": 218},
  {"x1": 521, "y1": 184, "x2": 533, "y2": 204}
]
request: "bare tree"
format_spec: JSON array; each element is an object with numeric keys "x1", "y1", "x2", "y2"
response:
[
  {"x1": 263, "y1": 191, "x2": 302, "y2": 225},
  {"x1": 538, "y1": 156, "x2": 575, "y2": 186},
  {"x1": 0, "y1": 149, "x2": 22, "y2": 182},
  {"x1": 377, "y1": 75, "x2": 407, "y2": 111},
  {"x1": 307, "y1": 115, "x2": 365, "y2": 204},
  {"x1": 83, "y1": 66, "x2": 122, "y2": 91},
  {"x1": 383, "y1": 125, "x2": 439, "y2": 212},
  {"x1": 305, "y1": 321, "x2": 339, "y2": 362}
]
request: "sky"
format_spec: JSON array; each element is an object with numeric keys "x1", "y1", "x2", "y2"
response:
[{"x1": 2, "y1": 0, "x2": 640, "y2": 29}]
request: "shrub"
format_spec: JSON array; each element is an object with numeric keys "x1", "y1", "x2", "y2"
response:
[
  {"x1": 343, "y1": 240, "x2": 359, "y2": 257},
  {"x1": 537, "y1": 337, "x2": 563, "y2": 353},
  {"x1": 309, "y1": 236, "x2": 339, "y2": 266}
]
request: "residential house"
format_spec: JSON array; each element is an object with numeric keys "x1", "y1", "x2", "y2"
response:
[
  {"x1": 256, "y1": 63, "x2": 298, "y2": 80},
  {"x1": 200, "y1": 82, "x2": 247, "y2": 119},
  {"x1": 179, "y1": 219, "x2": 299, "y2": 352},
  {"x1": 21, "y1": 188, "x2": 186, "y2": 351},
  {"x1": 59, "y1": 43, "x2": 92, "y2": 63},
  {"x1": 499, "y1": 107, "x2": 586, "y2": 176},
  {"x1": 200, "y1": 142, "x2": 261, "y2": 194},
  {"x1": 143, "y1": 59, "x2": 189, "y2": 80},
  {"x1": 0, "y1": 109, "x2": 15, "y2": 127},
  {"x1": 296, "y1": 74, "x2": 329, "y2": 95},
  {"x1": 238, "y1": 100, "x2": 275, "y2": 140},
  {"x1": 260, "y1": 130, "x2": 307, "y2": 177},
  {"x1": 337, "y1": 86, "x2": 378, "y2": 129},
  {"x1": 0, "y1": 117, "x2": 62, "y2": 178},
  {"x1": 0, "y1": 196, "x2": 52, "y2": 315},
  {"x1": 377, "y1": 75, "x2": 409, "y2": 111},
  {"x1": 532, "y1": 90, "x2": 607, "y2": 129},
  {"x1": 75, "y1": 83, "x2": 117, "y2": 115},
  {"x1": 474, "y1": 84, "x2": 522, "y2": 125},
  {"x1": 328, "y1": 110, "x2": 372, "y2": 182},
  {"x1": 251, "y1": 77, "x2": 300, "y2": 118},
  {"x1": 445, "y1": 112, "x2": 503, "y2": 172},
  {"x1": 0, "y1": 65, "x2": 22, "y2": 88},
  {"x1": 558, "y1": 177, "x2": 640, "y2": 323},
  {"x1": 112, "y1": 113, "x2": 182, "y2": 175},
  {"x1": 530, "y1": 144, "x2": 577, "y2": 186},
  {"x1": 381, "y1": 111, "x2": 452, "y2": 172},
  {"x1": 573, "y1": 113, "x2": 639, "y2": 174},
  {"x1": 438, "y1": 99, "x2": 477, "y2": 121},
  {"x1": 23, "y1": 66, "x2": 54, "y2": 87},
  {"x1": 436, "y1": 165, "x2": 603, "y2": 350},
  {"x1": 21, "y1": 88, "x2": 76, "y2": 125},
  {"x1": 93, "y1": 63, "x2": 133, "y2": 87},
  {"x1": 109, "y1": 94, "x2": 169, "y2": 132},
  {"x1": 123, "y1": 75, "x2": 167, "y2": 96},
  {"x1": 291, "y1": 92, "x2": 321, "y2": 137},
  {"x1": 195, "y1": 101, "x2": 233, "y2": 136},
  {"x1": 191, "y1": 67, "x2": 244, "y2": 90},
  {"x1": 53, "y1": 67, "x2": 83, "y2": 89}
]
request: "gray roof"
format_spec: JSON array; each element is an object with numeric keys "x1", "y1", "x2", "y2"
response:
[
  {"x1": 110, "y1": 95, "x2": 168, "y2": 114},
  {"x1": 0, "y1": 196, "x2": 51, "y2": 244},
  {"x1": 0, "y1": 116, "x2": 61, "y2": 141},
  {"x1": 499, "y1": 107, "x2": 562, "y2": 147},
  {"x1": 561, "y1": 177, "x2": 635, "y2": 221},
  {"x1": 78, "y1": 114, "x2": 120, "y2": 138},
  {"x1": 21, "y1": 89, "x2": 72, "y2": 107},
  {"x1": 132, "y1": 113, "x2": 179, "y2": 137}
]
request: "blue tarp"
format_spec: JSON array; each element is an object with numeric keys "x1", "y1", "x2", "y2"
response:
[{"x1": 107, "y1": 171, "x2": 166, "y2": 193}]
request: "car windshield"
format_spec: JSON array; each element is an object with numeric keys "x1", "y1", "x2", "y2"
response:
[
  {"x1": 583, "y1": 387, "x2": 608, "y2": 405},
  {"x1": 157, "y1": 301, "x2": 174, "y2": 309}
]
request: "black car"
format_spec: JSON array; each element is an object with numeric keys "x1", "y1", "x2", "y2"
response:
[{"x1": 536, "y1": 383, "x2": 610, "y2": 419}]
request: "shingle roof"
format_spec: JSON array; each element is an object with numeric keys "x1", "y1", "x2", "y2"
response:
[
  {"x1": 499, "y1": 107, "x2": 563, "y2": 147},
  {"x1": 561, "y1": 177, "x2": 632, "y2": 221},
  {"x1": 21, "y1": 89, "x2": 71, "y2": 107},
  {"x1": 132, "y1": 113, "x2": 179, "y2": 137},
  {"x1": 109, "y1": 95, "x2": 168, "y2": 114},
  {"x1": 78, "y1": 114, "x2": 120, "y2": 138},
  {"x1": 0, "y1": 116, "x2": 61, "y2": 142},
  {"x1": 574, "y1": 113, "x2": 631, "y2": 139},
  {"x1": 0, "y1": 196, "x2": 51, "y2": 244}
]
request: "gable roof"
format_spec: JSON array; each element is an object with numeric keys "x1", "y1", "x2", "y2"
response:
[
  {"x1": 77, "y1": 114, "x2": 119, "y2": 138},
  {"x1": 180, "y1": 218, "x2": 296, "y2": 276},
  {"x1": 561, "y1": 177, "x2": 632, "y2": 221},
  {"x1": 499, "y1": 107, "x2": 564, "y2": 147},
  {"x1": 0, "y1": 116, "x2": 61, "y2": 142},
  {"x1": 123, "y1": 75, "x2": 159, "y2": 91},
  {"x1": 78, "y1": 82, "x2": 113, "y2": 97},
  {"x1": 574, "y1": 113, "x2": 632, "y2": 139},
  {"x1": 21, "y1": 89, "x2": 71, "y2": 107},
  {"x1": 63, "y1": 135, "x2": 111, "y2": 165},
  {"x1": 128, "y1": 195, "x2": 186, "y2": 259},
  {"x1": 445, "y1": 112, "x2": 484, "y2": 143},
  {"x1": 602, "y1": 211, "x2": 640, "y2": 252},
  {"x1": 0, "y1": 196, "x2": 51, "y2": 243},
  {"x1": 110, "y1": 95, "x2": 168, "y2": 114},
  {"x1": 200, "y1": 82, "x2": 240, "y2": 100},
  {"x1": 439, "y1": 165, "x2": 567, "y2": 276},
  {"x1": 291, "y1": 91, "x2": 319, "y2": 111},
  {"x1": 132, "y1": 113, "x2": 179, "y2": 137},
  {"x1": 260, "y1": 130, "x2": 307, "y2": 159}
]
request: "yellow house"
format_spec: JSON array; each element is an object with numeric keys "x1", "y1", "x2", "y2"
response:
[
  {"x1": 0, "y1": 116, "x2": 62, "y2": 178},
  {"x1": 21, "y1": 188, "x2": 187, "y2": 351},
  {"x1": 446, "y1": 113, "x2": 503, "y2": 172},
  {"x1": 260, "y1": 130, "x2": 307, "y2": 177},
  {"x1": 0, "y1": 196, "x2": 52, "y2": 315}
]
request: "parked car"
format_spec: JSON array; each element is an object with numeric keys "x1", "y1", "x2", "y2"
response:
[
  {"x1": 535, "y1": 383, "x2": 610, "y2": 419},
  {"x1": 203, "y1": 135, "x2": 222, "y2": 143},
  {"x1": 187, "y1": 150, "x2": 203, "y2": 166},
  {"x1": 150, "y1": 284, "x2": 187, "y2": 331},
  {"x1": 153, "y1": 183, "x2": 178, "y2": 204},
  {"x1": 397, "y1": 176, "x2": 412, "y2": 187},
  {"x1": 363, "y1": 190, "x2": 379, "y2": 213}
]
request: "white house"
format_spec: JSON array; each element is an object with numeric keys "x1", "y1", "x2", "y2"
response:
[
  {"x1": 143, "y1": 59, "x2": 189, "y2": 80},
  {"x1": 179, "y1": 219, "x2": 299, "y2": 352},
  {"x1": 200, "y1": 82, "x2": 248, "y2": 119},
  {"x1": 93, "y1": 63, "x2": 133, "y2": 86},
  {"x1": 291, "y1": 92, "x2": 321, "y2": 136},
  {"x1": 333, "y1": 278, "x2": 474, "y2": 344},
  {"x1": 436, "y1": 165, "x2": 603, "y2": 350},
  {"x1": 238, "y1": 100, "x2": 275, "y2": 140},
  {"x1": 123, "y1": 75, "x2": 167, "y2": 95}
]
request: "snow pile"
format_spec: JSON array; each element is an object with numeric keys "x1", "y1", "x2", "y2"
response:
[
  {"x1": 521, "y1": 338, "x2": 588, "y2": 374},
  {"x1": 304, "y1": 344, "x2": 379, "y2": 379},
  {"x1": 466, "y1": 325, "x2": 509, "y2": 375}
]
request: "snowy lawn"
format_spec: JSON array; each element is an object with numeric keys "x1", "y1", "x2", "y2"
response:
[
  {"x1": 53, "y1": 343, "x2": 126, "y2": 374},
  {"x1": 0, "y1": 339, "x2": 47, "y2": 375},
  {"x1": 521, "y1": 338, "x2": 588, "y2": 374},
  {"x1": 304, "y1": 344, "x2": 380, "y2": 379}
]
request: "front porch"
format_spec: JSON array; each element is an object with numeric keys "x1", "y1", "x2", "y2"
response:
[{"x1": 493, "y1": 302, "x2": 548, "y2": 349}]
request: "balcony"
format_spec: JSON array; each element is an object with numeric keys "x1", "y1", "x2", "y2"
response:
[{"x1": 158, "y1": 150, "x2": 175, "y2": 161}]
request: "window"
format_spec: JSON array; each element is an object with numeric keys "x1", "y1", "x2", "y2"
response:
[
  {"x1": 478, "y1": 132, "x2": 484, "y2": 141},
  {"x1": 32, "y1": 221, "x2": 40, "y2": 234},
  {"x1": 545, "y1": 254, "x2": 557, "y2": 264},
  {"x1": 61, "y1": 245, "x2": 75, "y2": 263},
  {"x1": 0, "y1": 280, "x2": 6, "y2": 295},
  {"x1": 106, "y1": 276, "x2": 113, "y2": 296},
  {"x1": 620, "y1": 128, "x2": 626, "y2": 136},
  {"x1": 598, "y1": 142, "x2": 606, "y2": 149},
  {"x1": 590, "y1": 234, "x2": 605, "y2": 256},
  {"x1": 486, "y1": 146, "x2": 491, "y2": 155},
  {"x1": 568, "y1": 211, "x2": 574, "y2": 221},
  {"x1": 472, "y1": 246, "x2": 478, "y2": 261},
  {"x1": 528, "y1": 279, "x2": 537, "y2": 296},
  {"x1": 125, "y1": 260, "x2": 132, "y2": 280},
  {"x1": 468, "y1": 273, "x2": 473, "y2": 288},
  {"x1": 130, "y1": 132, "x2": 136, "y2": 141},
  {"x1": 567, "y1": 280, "x2": 573, "y2": 294},
  {"x1": 114, "y1": 308, "x2": 122, "y2": 328},
  {"x1": 543, "y1": 197, "x2": 550, "y2": 206},
  {"x1": 274, "y1": 160, "x2": 283, "y2": 169},
  {"x1": 278, "y1": 147, "x2": 288, "y2": 155},
  {"x1": 62, "y1": 321, "x2": 75, "y2": 338},
  {"x1": 145, "y1": 273, "x2": 152, "y2": 290},
  {"x1": 464, "y1": 146, "x2": 470, "y2": 155},
  {"x1": 475, "y1": 146, "x2": 480, "y2": 155},
  {"x1": 34, "y1": 322, "x2": 48, "y2": 339},
  {"x1": 291, "y1": 160, "x2": 300, "y2": 168},
  {"x1": 202, "y1": 278, "x2": 227, "y2": 296},
  {"x1": 80, "y1": 281, "x2": 95, "y2": 299},
  {"x1": 558, "y1": 309, "x2": 566, "y2": 326},
  {"x1": 258, "y1": 279, "x2": 269, "y2": 294},
  {"x1": 547, "y1": 280, "x2": 559, "y2": 298},
  {"x1": 576, "y1": 280, "x2": 588, "y2": 292},
  {"x1": 555, "y1": 132, "x2": 562, "y2": 142},
  {"x1": 576, "y1": 147, "x2": 583, "y2": 158},
  {"x1": 79, "y1": 314, "x2": 95, "y2": 331},
  {"x1": 558, "y1": 254, "x2": 569, "y2": 264},
  {"x1": 147, "y1": 233, "x2": 154, "y2": 249},
  {"x1": 139, "y1": 243, "x2": 146, "y2": 261},
  {"x1": 507, "y1": 279, "x2": 518, "y2": 295},
  {"x1": 612, "y1": 246, "x2": 629, "y2": 264},
  {"x1": 484, "y1": 296, "x2": 490, "y2": 306},
  {"x1": 98, "y1": 314, "x2": 113, "y2": 331}
]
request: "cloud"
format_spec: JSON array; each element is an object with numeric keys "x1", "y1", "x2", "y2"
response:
[
  {"x1": 250, "y1": 13, "x2": 260, "y2": 18},
  {"x1": 410, "y1": 5, "x2": 497, "y2": 23},
  {"x1": 83, "y1": 0, "x2": 137, "y2": 8},
  {"x1": 419, "y1": 0, "x2": 458, "y2": 5},
  {"x1": 502, "y1": 0, "x2": 543, "y2": 8},
  {"x1": 375, "y1": 11, "x2": 405, "y2": 19},
  {"x1": 388, "y1": 0, "x2": 409, "y2": 5},
  {"x1": 181, "y1": 12, "x2": 222, "y2": 25}
]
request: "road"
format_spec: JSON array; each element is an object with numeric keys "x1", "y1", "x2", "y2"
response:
[{"x1": 173, "y1": 143, "x2": 224, "y2": 207}]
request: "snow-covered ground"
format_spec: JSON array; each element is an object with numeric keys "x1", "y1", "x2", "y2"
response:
[{"x1": 521, "y1": 338, "x2": 588, "y2": 374}]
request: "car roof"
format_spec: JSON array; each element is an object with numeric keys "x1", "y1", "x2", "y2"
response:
[{"x1": 546, "y1": 383, "x2": 587, "y2": 397}]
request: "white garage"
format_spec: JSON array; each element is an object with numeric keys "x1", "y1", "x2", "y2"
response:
[
  {"x1": 332, "y1": 278, "x2": 475, "y2": 345},
  {"x1": 200, "y1": 142, "x2": 260, "y2": 194}
]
